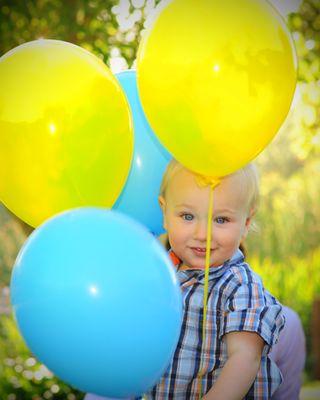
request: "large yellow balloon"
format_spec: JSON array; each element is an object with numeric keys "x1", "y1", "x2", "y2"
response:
[
  {"x1": 0, "y1": 40, "x2": 133, "y2": 227},
  {"x1": 137, "y1": 0, "x2": 297, "y2": 177}
]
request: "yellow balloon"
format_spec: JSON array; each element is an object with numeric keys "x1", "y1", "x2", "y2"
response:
[
  {"x1": 0, "y1": 40, "x2": 133, "y2": 226},
  {"x1": 137, "y1": 0, "x2": 297, "y2": 177}
]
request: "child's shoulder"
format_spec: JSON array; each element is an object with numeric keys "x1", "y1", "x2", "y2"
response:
[{"x1": 227, "y1": 258, "x2": 263, "y2": 287}]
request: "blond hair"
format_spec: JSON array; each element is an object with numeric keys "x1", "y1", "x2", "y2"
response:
[{"x1": 160, "y1": 159, "x2": 260, "y2": 214}]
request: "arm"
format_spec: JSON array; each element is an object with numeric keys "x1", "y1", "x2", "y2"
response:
[{"x1": 203, "y1": 331, "x2": 264, "y2": 400}]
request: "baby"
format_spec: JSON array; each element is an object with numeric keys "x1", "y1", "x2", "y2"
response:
[{"x1": 146, "y1": 159, "x2": 284, "y2": 399}]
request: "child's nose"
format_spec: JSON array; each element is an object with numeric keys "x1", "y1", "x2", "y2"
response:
[{"x1": 193, "y1": 220, "x2": 208, "y2": 241}]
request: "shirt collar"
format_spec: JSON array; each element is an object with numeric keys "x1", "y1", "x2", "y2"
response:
[{"x1": 168, "y1": 249, "x2": 244, "y2": 283}]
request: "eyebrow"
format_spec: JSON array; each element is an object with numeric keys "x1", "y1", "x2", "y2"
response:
[
  {"x1": 214, "y1": 208, "x2": 237, "y2": 215},
  {"x1": 174, "y1": 205, "x2": 238, "y2": 215},
  {"x1": 174, "y1": 203, "x2": 195, "y2": 209}
]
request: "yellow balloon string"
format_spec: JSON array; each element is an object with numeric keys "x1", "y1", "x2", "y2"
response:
[{"x1": 196, "y1": 176, "x2": 220, "y2": 399}]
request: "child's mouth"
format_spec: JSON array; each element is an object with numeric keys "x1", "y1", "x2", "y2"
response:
[{"x1": 191, "y1": 247, "x2": 213, "y2": 257}]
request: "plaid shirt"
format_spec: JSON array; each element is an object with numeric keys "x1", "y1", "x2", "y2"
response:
[{"x1": 146, "y1": 249, "x2": 284, "y2": 399}]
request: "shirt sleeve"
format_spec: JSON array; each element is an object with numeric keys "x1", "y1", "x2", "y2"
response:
[{"x1": 219, "y1": 278, "x2": 285, "y2": 354}]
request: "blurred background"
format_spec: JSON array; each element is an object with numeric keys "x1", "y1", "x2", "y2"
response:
[{"x1": 0, "y1": 0, "x2": 319, "y2": 398}]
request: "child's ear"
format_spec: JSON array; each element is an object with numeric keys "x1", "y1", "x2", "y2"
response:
[
  {"x1": 158, "y1": 195, "x2": 167, "y2": 230},
  {"x1": 158, "y1": 233, "x2": 169, "y2": 248},
  {"x1": 242, "y1": 218, "x2": 251, "y2": 240},
  {"x1": 242, "y1": 208, "x2": 255, "y2": 239}
]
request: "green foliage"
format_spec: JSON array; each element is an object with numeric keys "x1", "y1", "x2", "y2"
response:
[
  {"x1": 248, "y1": 250, "x2": 320, "y2": 378},
  {"x1": 0, "y1": 314, "x2": 84, "y2": 399},
  {"x1": 247, "y1": 134, "x2": 320, "y2": 261},
  {"x1": 0, "y1": 0, "x2": 118, "y2": 63},
  {"x1": 0, "y1": 0, "x2": 161, "y2": 66},
  {"x1": 0, "y1": 205, "x2": 27, "y2": 287},
  {"x1": 287, "y1": 0, "x2": 320, "y2": 160},
  {"x1": 249, "y1": 250, "x2": 320, "y2": 329},
  {"x1": 288, "y1": 0, "x2": 320, "y2": 83}
]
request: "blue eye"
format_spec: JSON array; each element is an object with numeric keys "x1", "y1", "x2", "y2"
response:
[
  {"x1": 216, "y1": 217, "x2": 227, "y2": 224},
  {"x1": 182, "y1": 213, "x2": 194, "y2": 221}
]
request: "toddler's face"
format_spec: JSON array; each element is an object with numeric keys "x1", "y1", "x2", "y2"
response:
[{"x1": 159, "y1": 168, "x2": 252, "y2": 269}]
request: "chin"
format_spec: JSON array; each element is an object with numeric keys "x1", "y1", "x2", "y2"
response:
[{"x1": 185, "y1": 259, "x2": 206, "y2": 270}]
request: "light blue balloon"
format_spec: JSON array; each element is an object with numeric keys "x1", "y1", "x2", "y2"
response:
[
  {"x1": 114, "y1": 70, "x2": 171, "y2": 236},
  {"x1": 10, "y1": 208, "x2": 182, "y2": 398}
]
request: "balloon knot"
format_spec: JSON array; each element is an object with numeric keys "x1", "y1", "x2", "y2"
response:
[{"x1": 195, "y1": 174, "x2": 221, "y2": 189}]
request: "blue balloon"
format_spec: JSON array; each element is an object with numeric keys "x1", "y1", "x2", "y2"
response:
[
  {"x1": 10, "y1": 208, "x2": 182, "y2": 397},
  {"x1": 114, "y1": 70, "x2": 171, "y2": 236}
]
